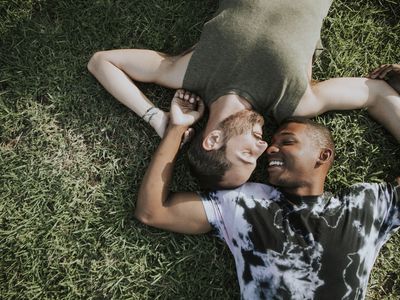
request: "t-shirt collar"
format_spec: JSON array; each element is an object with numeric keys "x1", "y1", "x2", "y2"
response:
[{"x1": 281, "y1": 191, "x2": 331, "y2": 211}]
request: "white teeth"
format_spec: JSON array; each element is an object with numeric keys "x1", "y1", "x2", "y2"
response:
[{"x1": 269, "y1": 160, "x2": 283, "y2": 167}]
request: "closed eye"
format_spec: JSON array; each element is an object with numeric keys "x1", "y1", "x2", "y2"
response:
[
  {"x1": 282, "y1": 139, "x2": 296, "y2": 145},
  {"x1": 253, "y1": 132, "x2": 262, "y2": 139},
  {"x1": 243, "y1": 151, "x2": 252, "y2": 157},
  {"x1": 241, "y1": 151, "x2": 257, "y2": 164}
]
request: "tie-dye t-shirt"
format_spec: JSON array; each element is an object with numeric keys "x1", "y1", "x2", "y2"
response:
[{"x1": 201, "y1": 182, "x2": 400, "y2": 300}]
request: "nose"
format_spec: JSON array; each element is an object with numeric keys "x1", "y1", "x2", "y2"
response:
[
  {"x1": 256, "y1": 140, "x2": 268, "y2": 155},
  {"x1": 259, "y1": 139, "x2": 268, "y2": 146},
  {"x1": 266, "y1": 144, "x2": 279, "y2": 155}
]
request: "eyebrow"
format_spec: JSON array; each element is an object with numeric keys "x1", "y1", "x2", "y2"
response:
[
  {"x1": 272, "y1": 131, "x2": 296, "y2": 140},
  {"x1": 277, "y1": 131, "x2": 295, "y2": 136},
  {"x1": 271, "y1": 131, "x2": 297, "y2": 143}
]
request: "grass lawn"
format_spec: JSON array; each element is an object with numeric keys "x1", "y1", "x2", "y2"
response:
[{"x1": 1, "y1": 0, "x2": 399, "y2": 299}]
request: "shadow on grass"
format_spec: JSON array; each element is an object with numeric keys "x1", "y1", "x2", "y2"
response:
[{"x1": 1, "y1": 0, "x2": 399, "y2": 299}]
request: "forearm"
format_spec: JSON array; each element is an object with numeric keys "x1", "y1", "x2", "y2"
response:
[
  {"x1": 88, "y1": 55, "x2": 153, "y2": 115},
  {"x1": 135, "y1": 125, "x2": 187, "y2": 221}
]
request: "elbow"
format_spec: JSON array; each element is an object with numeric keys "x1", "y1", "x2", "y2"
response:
[
  {"x1": 134, "y1": 208, "x2": 152, "y2": 225},
  {"x1": 134, "y1": 210, "x2": 160, "y2": 228},
  {"x1": 87, "y1": 51, "x2": 107, "y2": 74},
  {"x1": 134, "y1": 200, "x2": 158, "y2": 227}
]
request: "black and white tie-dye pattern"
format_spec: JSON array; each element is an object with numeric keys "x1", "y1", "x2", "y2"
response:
[{"x1": 201, "y1": 182, "x2": 400, "y2": 300}]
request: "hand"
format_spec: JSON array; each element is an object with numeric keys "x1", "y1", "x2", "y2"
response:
[
  {"x1": 170, "y1": 89, "x2": 205, "y2": 127},
  {"x1": 369, "y1": 64, "x2": 400, "y2": 94},
  {"x1": 369, "y1": 64, "x2": 400, "y2": 79}
]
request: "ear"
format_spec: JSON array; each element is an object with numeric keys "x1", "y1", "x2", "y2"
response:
[
  {"x1": 202, "y1": 130, "x2": 225, "y2": 151},
  {"x1": 317, "y1": 148, "x2": 333, "y2": 165}
]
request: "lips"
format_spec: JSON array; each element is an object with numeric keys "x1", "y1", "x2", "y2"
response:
[{"x1": 268, "y1": 159, "x2": 284, "y2": 168}]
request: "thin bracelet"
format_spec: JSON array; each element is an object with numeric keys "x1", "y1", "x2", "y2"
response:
[{"x1": 142, "y1": 107, "x2": 159, "y2": 124}]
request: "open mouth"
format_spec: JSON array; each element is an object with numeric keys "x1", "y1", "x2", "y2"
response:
[{"x1": 268, "y1": 160, "x2": 284, "y2": 168}]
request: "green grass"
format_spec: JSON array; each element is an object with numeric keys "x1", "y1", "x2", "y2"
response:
[{"x1": 1, "y1": 0, "x2": 399, "y2": 299}]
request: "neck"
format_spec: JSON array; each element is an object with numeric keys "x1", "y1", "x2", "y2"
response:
[
  {"x1": 204, "y1": 94, "x2": 252, "y2": 135},
  {"x1": 281, "y1": 186, "x2": 324, "y2": 197},
  {"x1": 280, "y1": 179, "x2": 325, "y2": 197}
]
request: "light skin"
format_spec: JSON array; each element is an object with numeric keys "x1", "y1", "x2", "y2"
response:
[
  {"x1": 88, "y1": 47, "x2": 400, "y2": 186},
  {"x1": 135, "y1": 89, "x2": 211, "y2": 234},
  {"x1": 135, "y1": 95, "x2": 337, "y2": 233},
  {"x1": 201, "y1": 111, "x2": 268, "y2": 187},
  {"x1": 87, "y1": 49, "x2": 193, "y2": 137},
  {"x1": 88, "y1": 48, "x2": 400, "y2": 140},
  {"x1": 221, "y1": 124, "x2": 268, "y2": 188},
  {"x1": 136, "y1": 105, "x2": 399, "y2": 234},
  {"x1": 134, "y1": 95, "x2": 400, "y2": 300}
]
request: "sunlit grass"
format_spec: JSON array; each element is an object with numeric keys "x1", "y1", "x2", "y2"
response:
[{"x1": 1, "y1": 0, "x2": 399, "y2": 298}]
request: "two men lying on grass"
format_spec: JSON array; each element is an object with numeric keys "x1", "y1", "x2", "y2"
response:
[{"x1": 135, "y1": 88, "x2": 400, "y2": 300}]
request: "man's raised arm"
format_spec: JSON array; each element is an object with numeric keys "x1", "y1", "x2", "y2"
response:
[{"x1": 134, "y1": 90, "x2": 211, "y2": 234}]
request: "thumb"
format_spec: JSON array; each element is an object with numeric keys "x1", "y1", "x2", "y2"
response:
[{"x1": 197, "y1": 99, "x2": 205, "y2": 117}]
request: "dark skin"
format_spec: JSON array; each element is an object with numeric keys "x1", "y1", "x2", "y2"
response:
[
  {"x1": 369, "y1": 64, "x2": 400, "y2": 185},
  {"x1": 135, "y1": 117, "x2": 335, "y2": 233},
  {"x1": 369, "y1": 63, "x2": 400, "y2": 95},
  {"x1": 265, "y1": 122, "x2": 333, "y2": 196}
]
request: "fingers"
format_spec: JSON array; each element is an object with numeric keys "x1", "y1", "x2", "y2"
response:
[
  {"x1": 175, "y1": 89, "x2": 185, "y2": 99},
  {"x1": 369, "y1": 64, "x2": 399, "y2": 79},
  {"x1": 174, "y1": 89, "x2": 199, "y2": 104},
  {"x1": 369, "y1": 64, "x2": 389, "y2": 79},
  {"x1": 181, "y1": 90, "x2": 196, "y2": 103},
  {"x1": 180, "y1": 128, "x2": 196, "y2": 149},
  {"x1": 377, "y1": 65, "x2": 393, "y2": 79},
  {"x1": 170, "y1": 88, "x2": 204, "y2": 126},
  {"x1": 176, "y1": 89, "x2": 203, "y2": 110},
  {"x1": 197, "y1": 96, "x2": 205, "y2": 116}
]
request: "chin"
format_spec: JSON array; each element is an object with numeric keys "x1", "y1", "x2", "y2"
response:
[
  {"x1": 266, "y1": 176, "x2": 280, "y2": 187},
  {"x1": 268, "y1": 177, "x2": 299, "y2": 189}
]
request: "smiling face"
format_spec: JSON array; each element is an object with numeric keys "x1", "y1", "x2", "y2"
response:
[
  {"x1": 187, "y1": 109, "x2": 267, "y2": 190},
  {"x1": 266, "y1": 121, "x2": 332, "y2": 194},
  {"x1": 219, "y1": 122, "x2": 268, "y2": 188}
]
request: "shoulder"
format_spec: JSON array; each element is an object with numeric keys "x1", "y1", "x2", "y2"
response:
[
  {"x1": 200, "y1": 182, "x2": 281, "y2": 207},
  {"x1": 238, "y1": 182, "x2": 281, "y2": 199},
  {"x1": 337, "y1": 182, "x2": 395, "y2": 207},
  {"x1": 200, "y1": 182, "x2": 280, "y2": 204},
  {"x1": 344, "y1": 182, "x2": 392, "y2": 196}
]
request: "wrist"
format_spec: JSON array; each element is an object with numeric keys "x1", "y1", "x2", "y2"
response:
[
  {"x1": 163, "y1": 125, "x2": 189, "y2": 144},
  {"x1": 167, "y1": 123, "x2": 189, "y2": 132}
]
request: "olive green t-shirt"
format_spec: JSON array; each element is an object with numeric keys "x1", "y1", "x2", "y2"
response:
[{"x1": 183, "y1": 0, "x2": 332, "y2": 122}]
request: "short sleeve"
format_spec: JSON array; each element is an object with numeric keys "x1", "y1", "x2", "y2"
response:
[
  {"x1": 361, "y1": 182, "x2": 400, "y2": 234},
  {"x1": 200, "y1": 191, "x2": 224, "y2": 239},
  {"x1": 200, "y1": 190, "x2": 236, "y2": 242},
  {"x1": 199, "y1": 183, "x2": 277, "y2": 249},
  {"x1": 389, "y1": 184, "x2": 400, "y2": 230}
]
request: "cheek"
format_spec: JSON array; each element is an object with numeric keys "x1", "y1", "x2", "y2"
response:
[{"x1": 296, "y1": 153, "x2": 317, "y2": 170}]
